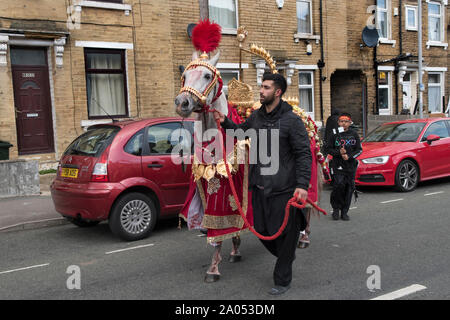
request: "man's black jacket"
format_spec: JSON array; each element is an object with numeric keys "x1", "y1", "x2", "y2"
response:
[{"x1": 221, "y1": 100, "x2": 312, "y2": 197}]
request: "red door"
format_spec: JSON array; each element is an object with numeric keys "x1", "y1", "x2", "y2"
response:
[
  {"x1": 11, "y1": 47, "x2": 54, "y2": 155},
  {"x1": 419, "y1": 121, "x2": 450, "y2": 178},
  {"x1": 141, "y1": 121, "x2": 192, "y2": 208}
]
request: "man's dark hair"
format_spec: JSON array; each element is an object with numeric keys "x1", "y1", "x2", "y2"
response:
[{"x1": 262, "y1": 72, "x2": 287, "y2": 96}]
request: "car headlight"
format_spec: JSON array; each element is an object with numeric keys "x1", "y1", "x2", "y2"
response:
[{"x1": 361, "y1": 156, "x2": 390, "y2": 164}]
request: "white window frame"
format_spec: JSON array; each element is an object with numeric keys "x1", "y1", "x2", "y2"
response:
[
  {"x1": 208, "y1": 0, "x2": 239, "y2": 35},
  {"x1": 405, "y1": 5, "x2": 418, "y2": 31},
  {"x1": 298, "y1": 71, "x2": 315, "y2": 120},
  {"x1": 377, "y1": 0, "x2": 391, "y2": 40},
  {"x1": 296, "y1": 0, "x2": 313, "y2": 36},
  {"x1": 427, "y1": 72, "x2": 444, "y2": 113},
  {"x1": 378, "y1": 68, "x2": 393, "y2": 115},
  {"x1": 426, "y1": 1, "x2": 448, "y2": 49}
]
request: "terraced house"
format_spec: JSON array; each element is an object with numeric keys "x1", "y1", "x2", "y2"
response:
[{"x1": 0, "y1": 0, "x2": 448, "y2": 168}]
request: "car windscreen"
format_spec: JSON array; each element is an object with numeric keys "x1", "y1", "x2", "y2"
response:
[
  {"x1": 64, "y1": 126, "x2": 120, "y2": 157},
  {"x1": 364, "y1": 122, "x2": 426, "y2": 142}
]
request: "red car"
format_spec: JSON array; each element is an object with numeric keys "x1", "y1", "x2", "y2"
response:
[
  {"x1": 51, "y1": 118, "x2": 194, "y2": 241},
  {"x1": 355, "y1": 117, "x2": 450, "y2": 192}
]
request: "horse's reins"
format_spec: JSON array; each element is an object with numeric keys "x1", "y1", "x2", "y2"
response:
[{"x1": 180, "y1": 60, "x2": 327, "y2": 241}]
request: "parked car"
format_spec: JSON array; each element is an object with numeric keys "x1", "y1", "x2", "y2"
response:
[
  {"x1": 355, "y1": 117, "x2": 450, "y2": 192},
  {"x1": 51, "y1": 118, "x2": 194, "y2": 241}
]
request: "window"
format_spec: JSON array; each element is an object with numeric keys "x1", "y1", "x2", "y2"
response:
[
  {"x1": 405, "y1": 5, "x2": 418, "y2": 31},
  {"x1": 85, "y1": 48, "x2": 128, "y2": 119},
  {"x1": 428, "y1": 73, "x2": 443, "y2": 113},
  {"x1": 95, "y1": 0, "x2": 123, "y2": 3},
  {"x1": 377, "y1": 0, "x2": 391, "y2": 39},
  {"x1": 422, "y1": 121, "x2": 450, "y2": 140},
  {"x1": 124, "y1": 129, "x2": 144, "y2": 156},
  {"x1": 428, "y1": 2, "x2": 443, "y2": 42},
  {"x1": 147, "y1": 122, "x2": 191, "y2": 155},
  {"x1": 378, "y1": 71, "x2": 392, "y2": 115},
  {"x1": 219, "y1": 69, "x2": 239, "y2": 95},
  {"x1": 209, "y1": 0, "x2": 238, "y2": 33},
  {"x1": 298, "y1": 71, "x2": 314, "y2": 117},
  {"x1": 296, "y1": 0, "x2": 312, "y2": 35}
]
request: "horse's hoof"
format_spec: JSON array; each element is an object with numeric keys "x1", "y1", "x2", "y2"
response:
[
  {"x1": 297, "y1": 242, "x2": 310, "y2": 249},
  {"x1": 204, "y1": 273, "x2": 220, "y2": 283},
  {"x1": 228, "y1": 254, "x2": 242, "y2": 263}
]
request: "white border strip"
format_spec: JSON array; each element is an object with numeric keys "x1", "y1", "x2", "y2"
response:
[
  {"x1": 0, "y1": 263, "x2": 50, "y2": 275},
  {"x1": 216, "y1": 63, "x2": 249, "y2": 69},
  {"x1": 75, "y1": 41, "x2": 134, "y2": 50},
  {"x1": 295, "y1": 65, "x2": 319, "y2": 70},
  {"x1": 371, "y1": 284, "x2": 427, "y2": 300},
  {"x1": 105, "y1": 243, "x2": 154, "y2": 255}
]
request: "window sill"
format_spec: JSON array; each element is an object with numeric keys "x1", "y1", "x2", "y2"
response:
[
  {"x1": 294, "y1": 33, "x2": 320, "y2": 44},
  {"x1": 77, "y1": 1, "x2": 132, "y2": 15},
  {"x1": 426, "y1": 41, "x2": 448, "y2": 50},
  {"x1": 221, "y1": 28, "x2": 237, "y2": 35},
  {"x1": 378, "y1": 39, "x2": 396, "y2": 47}
]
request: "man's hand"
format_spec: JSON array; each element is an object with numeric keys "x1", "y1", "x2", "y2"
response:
[
  {"x1": 294, "y1": 188, "x2": 308, "y2": 202},
  {"x1": 342, "y1": 154, "x2": 349, "y2": 161},
  {"x1": 213, "y1": 110, "x2": 225, "y2": 123},
  {"x1": 340, "y1": 147, "x2": 346, "y2": 155}
]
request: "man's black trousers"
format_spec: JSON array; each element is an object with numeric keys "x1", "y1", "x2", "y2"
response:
[{"x1": 252, "y1": 188, "x2": 307, "y2": 287}]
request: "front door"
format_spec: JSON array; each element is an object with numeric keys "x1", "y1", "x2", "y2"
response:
[
  {"x1": 402, "y1": 77, "x2": 411, "y2": 110},
  {"x1": 11, "y1": 47, "x2": 54, "y2": 155}
]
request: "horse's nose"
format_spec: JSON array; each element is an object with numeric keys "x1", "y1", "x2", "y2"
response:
[{"x1": 182, "y1": 100, "x2": 189, "y2": 108}]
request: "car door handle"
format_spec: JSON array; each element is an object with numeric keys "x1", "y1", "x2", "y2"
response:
[{"x1": 148, "y1": 163, "x2": 163, "y2": 168}]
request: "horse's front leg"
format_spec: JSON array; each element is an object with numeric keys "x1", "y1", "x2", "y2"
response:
[
  {"x1": 205, "y1": 242, "x2": 222, "y2": 283},
  {"x1": 229, "y1": 235, "x2": 242, "y2": 263}
]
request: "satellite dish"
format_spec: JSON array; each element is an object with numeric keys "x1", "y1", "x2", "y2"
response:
[
  {"x1": 362, "y1": 26, "x2": 379, "y2": 48},
  {"x1": 187, "y1": 23, "x2": 197, "y2": 39}
]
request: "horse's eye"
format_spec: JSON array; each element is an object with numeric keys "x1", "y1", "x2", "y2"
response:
[{"x1": 204, "y1": 74, "x2": 211, "y2": 80}]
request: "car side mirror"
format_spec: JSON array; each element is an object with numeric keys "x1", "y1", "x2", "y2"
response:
[{"x1": 426, "y1": 134, "x2": 440, "y2": 145}]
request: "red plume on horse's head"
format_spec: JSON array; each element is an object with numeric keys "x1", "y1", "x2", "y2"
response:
[{"x1": 191, "y1": 19, "x2": 222, "y2": 55}]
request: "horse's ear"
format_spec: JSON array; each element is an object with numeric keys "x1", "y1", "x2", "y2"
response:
[
  {"x1": 209, "y1": 51, "x2": 220, "y2": 67},
  {"x1": 192, "y1": 51, "x2": 199, "y2": 61}
]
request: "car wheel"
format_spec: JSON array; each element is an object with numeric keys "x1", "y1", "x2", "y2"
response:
[
  {"x1": 109, "y1": 192, "x2": 157, "y2": 241},
  {"x1": 395, "y1": 160, "x2": 419, "y2": 192}
]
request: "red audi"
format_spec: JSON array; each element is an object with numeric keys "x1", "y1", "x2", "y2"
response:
[
  {"x1": 356, "y1": 117, "x2": 450, "y2": 192},
  {"x1": 51, "y1": 118, "x2": 194, "y2": 241}
]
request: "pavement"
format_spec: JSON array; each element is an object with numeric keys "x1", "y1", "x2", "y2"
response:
[{"x1": 0, "y1": 173, "x2": 69, "y2": 232}]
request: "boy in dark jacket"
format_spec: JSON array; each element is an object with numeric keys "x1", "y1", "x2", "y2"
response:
[{"x1": 326, "y1": 112, "x2": 362, "y2": 221}]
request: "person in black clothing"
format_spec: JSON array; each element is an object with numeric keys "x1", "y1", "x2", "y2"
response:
[
  {"x1": 213, "y1": 73, "x2": 312, "y2": 295},
  {"x1": 323, "y1": 107, "x2": 341, "y2": 155},
  {"x1": 326, "y1": 112, "x2": 362, "y2": 221}
]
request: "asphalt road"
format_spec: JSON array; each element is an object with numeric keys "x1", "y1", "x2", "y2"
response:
[{"x1": 0, "y1": 177, "x2": 449, "y2": 301}]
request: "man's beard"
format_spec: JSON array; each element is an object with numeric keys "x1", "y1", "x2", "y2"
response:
[{"x1": 260, "y1": 92, "x2": 276, "y2": 105}]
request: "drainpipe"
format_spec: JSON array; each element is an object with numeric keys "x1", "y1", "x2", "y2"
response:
[
  {"x1": 396, "y1": 0, "x2": 403, "y2": 115},
  {"x1": 318, "y1": 0, "x2": 325, "y2": 122},
  {"x1": 374, "y1": 46, "x2": 379, "y2": 114}
]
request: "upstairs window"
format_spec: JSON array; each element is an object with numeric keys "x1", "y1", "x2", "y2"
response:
[
  {"x1": 85, "y1": 48, "x2": 128, "y2": 119},
  {"x1": 377, "y1": 0, "x2": 391, "y2": 39},
  {"x1": 428, "y1": 2, "x2": 443, "y2": 42},
  {"x1": 209, "y1": 0, "x2": 238, "y2": 33},
  {"x1": 297, "y1": 0, "x2": 313, "y2": 35},
  {"x1": 405, "y1": 5, "x2": 418, "y2": 31}
]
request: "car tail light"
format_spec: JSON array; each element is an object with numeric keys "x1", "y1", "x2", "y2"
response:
[{"x1": 91, "y1": 146, "x2": 111, "y2": 182}]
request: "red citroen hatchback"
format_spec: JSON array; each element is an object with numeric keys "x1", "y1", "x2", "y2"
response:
[
  {"x1": 51, "y1": 118, "x2": 194, "y2": 241},
  {"x1": 356, "y1": 117, "x2": 450, "y2": 192}
]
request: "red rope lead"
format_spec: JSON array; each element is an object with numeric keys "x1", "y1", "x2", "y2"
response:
[{"x1": 214, "y1": 118, "x2": 327, "y2": 241}]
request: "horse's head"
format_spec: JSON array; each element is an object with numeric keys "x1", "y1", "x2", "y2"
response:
[{"x1": 175, "y1": 51, "x2": 221, "y2": 118}]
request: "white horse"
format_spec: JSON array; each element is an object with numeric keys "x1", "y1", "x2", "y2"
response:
[{"x1": 174, "y1": 51, "x2": 244, "y2": 283}]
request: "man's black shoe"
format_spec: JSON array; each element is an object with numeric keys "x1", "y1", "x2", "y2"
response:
[
  {"x1": 268, "y1": 284, "x2": 291, "y2": 296},
  {"x1": 332, "y1": 210, "x2": 340, "y2": 221},
  {"x1": 341, "y1": 213, "x2": 350, "y2": 221}
]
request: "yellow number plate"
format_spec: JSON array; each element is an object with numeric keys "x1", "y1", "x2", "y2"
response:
[{"x1": 61, "y1": 168, "x2": 79, "y2": 178}]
